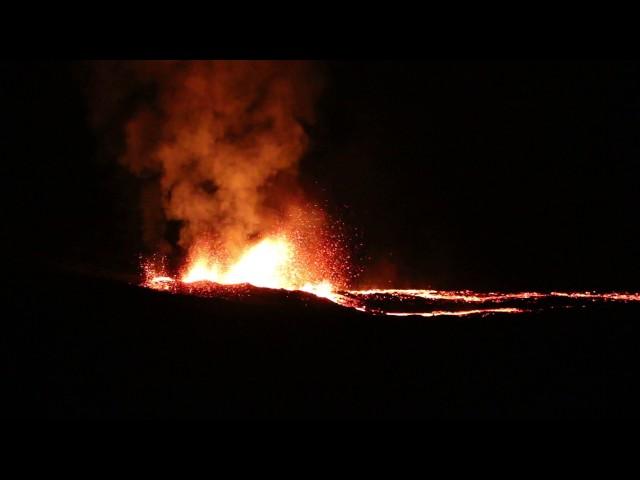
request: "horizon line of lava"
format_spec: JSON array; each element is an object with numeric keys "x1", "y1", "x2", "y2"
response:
[
  {"x1": 343, "y1": 289, "x2": 640, "y2": 303},
  {"x1": 144, "y1": 274, "x2": 640, "y2": 318},
  {"x1": 384, "y1": 308, "x2": 527, "y2": 317},
  {"x1": 141, "y1": 234, "x2": 640, "y2": 318}
]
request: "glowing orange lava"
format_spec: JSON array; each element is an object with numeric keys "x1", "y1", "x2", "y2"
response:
[
  {"x1": 143, "y1": 235, "x2": 640, "y2": 318},
  {"x1": 385, "y1": 308, "x2": 526, "y2": 317},
  {"x1": 182, "y1": 237, "x2": 298, "y2": 289},
  {"x1": 145, "y1": 233, "x2": 344, "y2": 301}
]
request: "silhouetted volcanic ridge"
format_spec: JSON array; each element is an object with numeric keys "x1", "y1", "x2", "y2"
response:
[{"x1": 145, "y1": 277, "x2": 640, "y2": 317}]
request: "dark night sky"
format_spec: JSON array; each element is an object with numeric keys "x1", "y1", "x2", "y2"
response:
[{"x1": 2, "y1": 61, "x2": 639, "y2": 290}]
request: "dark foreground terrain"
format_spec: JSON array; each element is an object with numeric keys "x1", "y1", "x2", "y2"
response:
[{"x1": 3, "y1": 263, "x2": 640, "y2": 419}]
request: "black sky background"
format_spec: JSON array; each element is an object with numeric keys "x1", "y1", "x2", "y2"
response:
[{"x1": 2, "y1": 60, "x2": 639, "y2": 291}]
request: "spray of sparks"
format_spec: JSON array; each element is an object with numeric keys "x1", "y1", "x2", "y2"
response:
[
  {"x1": 144, "y1": 229, "x2": 349, "y2": 304},
  {"x1": 143, "y1": 234, "x2": 640, "y2": 317}
]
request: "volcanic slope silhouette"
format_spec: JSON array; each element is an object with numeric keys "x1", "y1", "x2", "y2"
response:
[{"x1": 4, "y1": 262, "x2": 640, "y2": 419}]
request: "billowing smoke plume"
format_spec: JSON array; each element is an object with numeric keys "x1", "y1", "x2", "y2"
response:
[{"x1": 89, "y1": 61, "x2": 321, "y2": 257}]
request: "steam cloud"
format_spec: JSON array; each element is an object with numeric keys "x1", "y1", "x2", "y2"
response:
[{"x1": 89, "y1": 60, "x2": 321, "y2": 257}]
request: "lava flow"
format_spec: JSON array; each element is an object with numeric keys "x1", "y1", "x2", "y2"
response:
[{"x1": 143, "y1": 235, "x2": 640, "y2": 318}]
